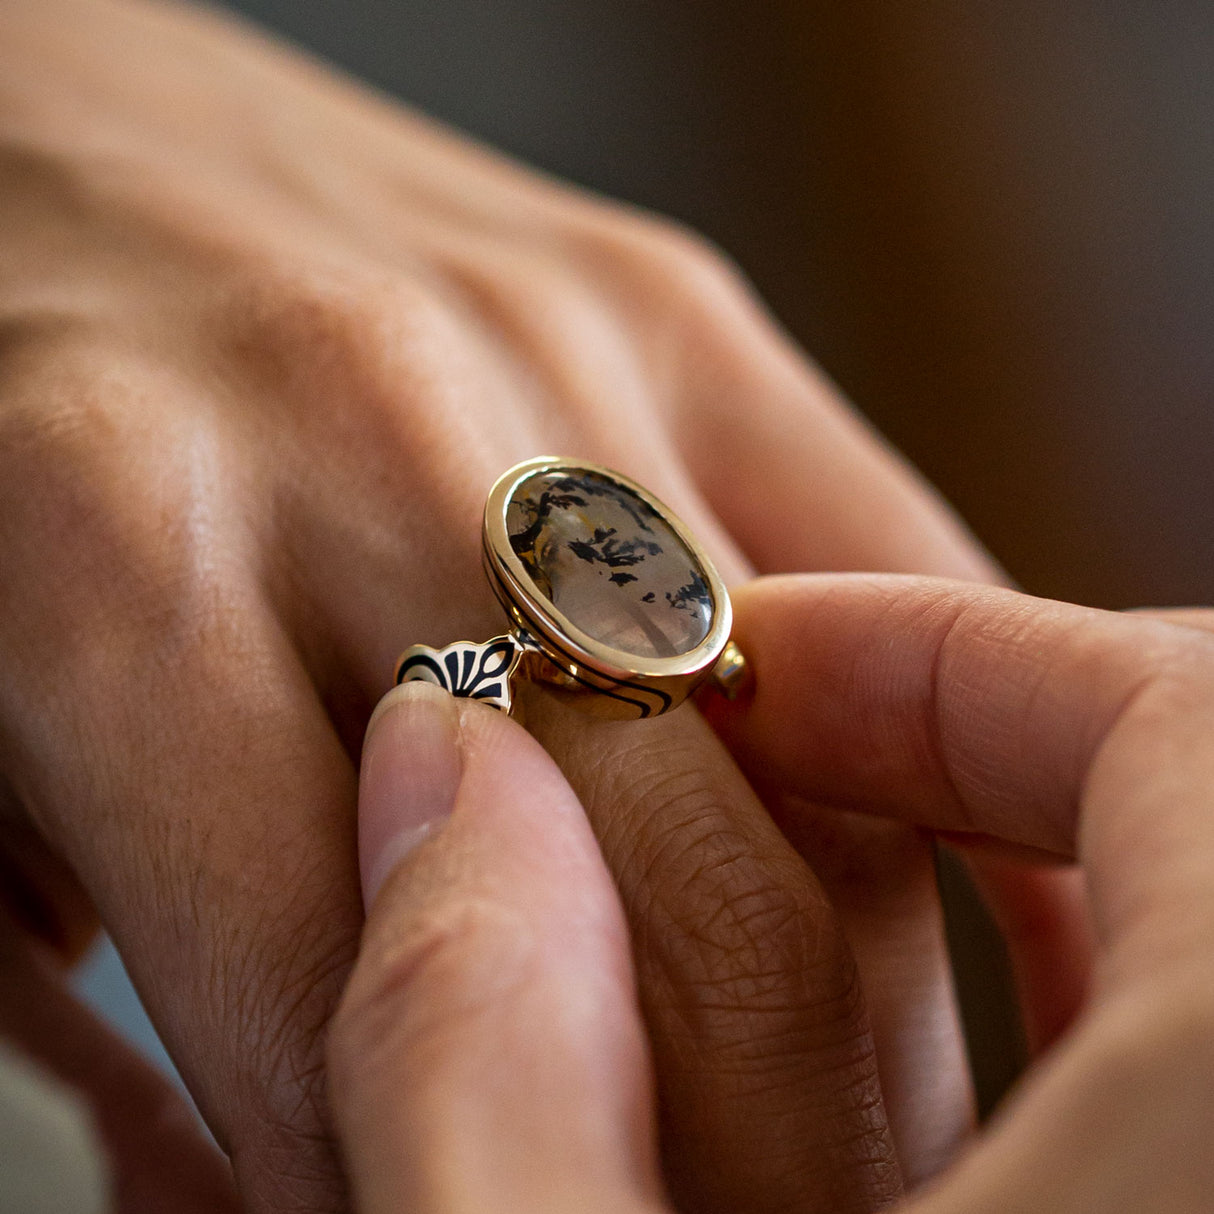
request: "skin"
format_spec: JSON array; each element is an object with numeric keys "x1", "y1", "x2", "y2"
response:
[
  {"x1": 0, "y1": 1, "x2": 1084, "y2": 1209},
  {"x1": 330, "y1": 579, "x2": 1214, "y2": 1213}
]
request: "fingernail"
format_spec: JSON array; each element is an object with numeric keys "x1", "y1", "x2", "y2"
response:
[{"x1": 358, "y1": 681, "x2": 462, "y2": 907}]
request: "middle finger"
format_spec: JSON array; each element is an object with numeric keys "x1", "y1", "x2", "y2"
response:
[
  {"x1": 530, "y1": 696, "x2": 902, "y2": 1214},
  {"x1": 322, "y1": 444, "x2": 903, "y2": 1214}
]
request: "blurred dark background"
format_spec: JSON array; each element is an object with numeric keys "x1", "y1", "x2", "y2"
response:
[
  {"x1": 86, "y1": 0, "x2": 1213, "y2": 1117},
  {"x1": 222, "y1": 0, "x2": 1214, "y2": 610},
  {"x1": 223, "y1": 0, "x2": 1213, "y2": 1103}
]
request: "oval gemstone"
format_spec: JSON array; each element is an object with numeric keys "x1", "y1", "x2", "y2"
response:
[{"x1": 506, "y1": 469, "x2": 713, "y2": 659}]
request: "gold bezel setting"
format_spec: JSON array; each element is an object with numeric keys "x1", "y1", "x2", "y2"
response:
[{"x1": 481, "y1": 457, "x2": 733, "y2": 719}]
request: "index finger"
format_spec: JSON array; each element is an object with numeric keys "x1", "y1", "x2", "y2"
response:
[{"x1": 707, "y1": 574, "x2": 1214, "y2": 985}]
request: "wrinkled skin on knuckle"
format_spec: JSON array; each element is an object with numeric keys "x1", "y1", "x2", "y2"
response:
[
  {"x1": 219, "y1": 906, "x2": 354, "y2": 1126},
  {"x1": 212, "y1": 262, "x2": 434, "y2": 417},
  {"x1": 589, "y1": 732, "x2": 876, "y2": 1077},
  {"x1": 0, "y1": 328, "x2": 247, "y2": 672},
  {"x1": 0, "y1": 316, "x2": 127, "y2": 495},
  {"x1": 127, "y1": 829, "x2": 359, "y2": 1214},
  {"x1": 643, "y1": 829, "x2": 869, "y2": 1076},
  {"x1": 559, "y1": 209, "x2": 784, "y2": 447},
  {"x1": 213, "y1": 259, "x2": 507, "y2": 451},
  {"x1": 214, "y1": 259, "x2": 512, "y2": 531},
  {"x1": 433, "y1": 236, "x2": 658, "y2": 437},
  {"x1": 204, "y1": 258, "x2": 535, "y2": 673},
  {"x1": 562, "y1": 721, "x2": 898, "y2": 1209}
]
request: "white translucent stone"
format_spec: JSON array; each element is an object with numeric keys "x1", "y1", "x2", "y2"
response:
[{"x1": 506, "y1": 470, "x2": 712, "y2": 659}]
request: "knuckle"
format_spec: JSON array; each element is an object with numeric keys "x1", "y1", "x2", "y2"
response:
[
  {"x1": 572, "y1": 208, "x2": 752, "y2": 315},
  {"x1": 141, "y1": 866, "x2": 357, "y2": 1190},
  {"x1": 638, "y1": 221, "x2": 743, "y2": 297},
  {"x1": 0, "y1": 317, "x2": 214, "y2": 572},
  {"x1": 215, "y1": 260, "x2": 465, "y2": 421},
  {"x1": 1140, "y1": 630, "x2": 1214, "y2": 709},
  {"x1": 665, "y1": 855, "x2": 863, "y2": 1060},
  {"x1": 603, "y1": 739, "x2": 892, "y2": 1206},
  {"x1": 245, "y1": 944, "x2": 353, "y2": 1112},
  {"x1": 0, "y1": 312, "x2": 115, "y2": 473},
  {"x1": 191, "y1": 867, "x2": 360, "y2": 1177},
  {"x1": 604, "y1": 739, "x2": 863, "y2": 1049},
  {"x1": 0, "y1": 314, "x2": 251, "y2": 687},
  {"x1": 210, "y1": 260, "x2": 506, "y2": 516}
]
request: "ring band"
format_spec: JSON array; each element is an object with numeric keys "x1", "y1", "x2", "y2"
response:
[{"x1": 395, "y1": 457, "x2": 749, "y2": 719}]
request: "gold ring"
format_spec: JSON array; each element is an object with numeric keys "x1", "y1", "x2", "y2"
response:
[{"x1": 395, "y1": 457, "x2": 749, "y2": 719}]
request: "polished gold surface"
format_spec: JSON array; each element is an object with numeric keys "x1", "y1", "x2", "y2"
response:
[{"x1": 708, "y1": 639, "x2": 749, "y2": 701}]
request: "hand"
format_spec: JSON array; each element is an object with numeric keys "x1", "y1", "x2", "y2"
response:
[
  {"x1": 1, "y1": 1, "x2": 1004, "y2": 1209},
  {"x1": 330, "y1": 582, "x2": 1214, "y2": 1213}
]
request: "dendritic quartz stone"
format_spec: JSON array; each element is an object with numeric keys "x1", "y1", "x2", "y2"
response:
[{"x1": 506, "y1": 469, "x2": 713, "y2": 660}]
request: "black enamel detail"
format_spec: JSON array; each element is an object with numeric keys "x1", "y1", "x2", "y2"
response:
[{"x1": 396, "y1": 638, "x2": 517, "y2": 709}]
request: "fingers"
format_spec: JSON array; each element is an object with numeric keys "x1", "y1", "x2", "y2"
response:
[
  {"x1": 675, "y1": 331, "x2": 984, "y2": 1169},
  {"x1": 329, "y1": 682, "x2": 662, "y2": 1214},
  {"x1": 329, "y1": 443, "x2": 903, "y2": 1210},
  {"x1": 766, "y1": 798, "x2": 973, "y2": 1181},
  {"x1": 0, "y1": 349, "x2": 369, "y2": 1209},
  {"x1": 709, "y1": 574, "x2": 1214, "y2": 984},
  {"x1": 671, "y1": 321, "x2": 995, "y2": 1165},
  {"x1": 3, "y1": 592, "x2": 362, "y2": 1213},
  {"x1": 0, "y1": 910, "x2": 238, "y2": 1214},
  {"x1": 526, "y1": 694, "x2": 902, "y2": 1214},
  {"x1": 709, "y1": 575, "x2": 1181, "y2": 851}
]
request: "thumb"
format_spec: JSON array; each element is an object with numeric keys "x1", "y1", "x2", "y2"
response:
[{"x1": 327, "y1": 682, "x2": 665, "y2": 1214}]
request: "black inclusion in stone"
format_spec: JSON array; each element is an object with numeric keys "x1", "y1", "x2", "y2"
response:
[
  {"x1": 506, "y1": 468, "x2": 712, "y2": 659},
  {"x1": 666, "y1": 569, "x2": 711, "y2": 614}
]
